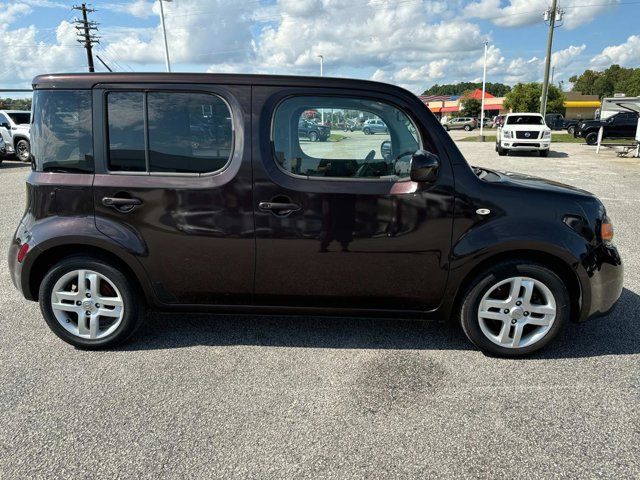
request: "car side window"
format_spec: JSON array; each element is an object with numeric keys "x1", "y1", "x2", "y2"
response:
[
  {"x1": 106, "y1": 90, "x2": 233, "y2": 175},
  {"x1": 272, "y1": 96, "x2": 420, "y2": 180}
]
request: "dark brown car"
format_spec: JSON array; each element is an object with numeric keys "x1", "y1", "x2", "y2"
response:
[{"x1": 8, "y1": 73, "x2": 623, "y2": 356}]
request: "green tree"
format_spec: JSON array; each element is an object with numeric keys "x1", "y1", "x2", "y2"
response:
[
  {"x1": 504, "y1": 83, "x2": 565, "y2": 114},
  {"x1": 0, "y1": 97, "x2": 32, "y2": 110},
  {"x1": 461, "y1": 97, "x2": 482, "y2": 117},
  {"x1": 422, "y1": 82, "x2": 511, "y2": 97},
  {"x1": 569, "y1": 65, "x2": 640, "y2": 97}
]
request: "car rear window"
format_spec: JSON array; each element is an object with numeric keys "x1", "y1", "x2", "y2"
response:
[
  {"x1": 506, "y1": 115, "x2": 544, "y2": 125},
  {"x1": 7, "y1": 112, "x2": 30, "y2": 125},
  {"x1": 31, "y1": 90, "x2": 93, "y2": 173}
]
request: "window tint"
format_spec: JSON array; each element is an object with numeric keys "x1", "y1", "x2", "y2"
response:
[
  {"x1": 147, "y1": 92, "x2": 232, "y2": 173},
  {"x1": 273, "y1": 96, "x2": 420, "y2": 180},
  {"x1": 31, "y1": 90, "x2": 93, "y2": 172},
  {"x1": 107, "y1": 92, "x2": 146, "y2": 172}
]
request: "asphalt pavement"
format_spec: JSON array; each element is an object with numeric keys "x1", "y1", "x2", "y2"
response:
[{"x1": 0, "y1": 141, "x2": 638, "y2": 479}]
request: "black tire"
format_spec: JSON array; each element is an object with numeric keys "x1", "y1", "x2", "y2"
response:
[
  {"x1": 497, "y1": 144, "x2": 508, "y2": 156},
  {"x1": 363, "y1": 128, "x2": 371, "y2": 135},
  {"x1": 585, "y1": 132, "x2": 599, "y2": 145},
  {"x1": 39, "y1": 256, "x2": 144, "y2": 349},
  {"x1": 308, "y1": 131, "x2": 318, "y2": 142},
  {"x1": 16, "y1": 138, "x2": 30, "y2": 162},
  {"x1": 464, "y1": 125, "x2": 471, "y2": 131},
  {"x1": 540, "y1": 149, "x2": 549, "y2": 157},
  {"x1": 459, "y1": 261, "x2": 570, "y2": 357},
  {"x1": 567, "y1": 125, "x2": 575, "y2": 135}
]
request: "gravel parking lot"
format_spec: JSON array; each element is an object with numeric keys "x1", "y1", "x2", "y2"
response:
[{"x1": 1, "y1": 141, "x2": 638, "y2": 479}]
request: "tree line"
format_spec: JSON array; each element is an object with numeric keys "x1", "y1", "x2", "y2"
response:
[{"x1": 0, "y1": 98, "x2": 32, "y2": 110}]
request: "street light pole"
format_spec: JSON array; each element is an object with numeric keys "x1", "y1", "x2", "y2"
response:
[
  {"x1": 318, "y1": 55, "x2": 324, "y2": 123},
  {"x1": 480, "y1": 41, "x2": 488, "y2": 141},
  {"x1": 159, "y1": 0, "x2": 172, "y2": 72}
]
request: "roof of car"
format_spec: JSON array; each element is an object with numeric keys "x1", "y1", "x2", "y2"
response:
[
  {"x1": 31, "y1": 72, "x2": 414, "y2": 98},
  {"x1": 0, "y1": 110, "x2": 30, "y2": 113},
  {"x1": 506, "y1": 112, "x2": 543, "y2": 116}
]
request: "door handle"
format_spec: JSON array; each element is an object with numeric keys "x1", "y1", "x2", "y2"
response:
[
  {"x1": 258, "y1": 201, "x2": 301, "y2": 215},
  {"x1": 102, "y1": 196, "x2": 143, "y2": 212}
]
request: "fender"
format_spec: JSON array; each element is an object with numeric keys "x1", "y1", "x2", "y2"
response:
[
  {"x1": 16, "y1": 215, "x2": 155, "y2": 303},
  {"x1": 433, "y1": 216, "x2": 593, "y2": 323}
]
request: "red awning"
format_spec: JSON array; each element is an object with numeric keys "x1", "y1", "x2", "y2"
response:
[{"x1": 440, "y1": 106, "x2": 459, "y2": 113}]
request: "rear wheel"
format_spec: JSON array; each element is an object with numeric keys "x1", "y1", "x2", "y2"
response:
[
  {"x1": 460, "y1": 261, "x2": 569, "y2": 357},
  {"x1": 585, "y1": 132, "x2": 599, "y2": 145},
  {"x1": 16, "y1": 139, "x2": 30, "y2": 162},
  {"x1": 464, "y1": 125, "x2": 471, "y2": 131},
  {"x1": 39, "y1": 256, "x2": 144, "y2": 349},
  {"x1": 567, "y1": 125, "x2": 575, "y2": 135},
  {"x1": 309, "y1": 131, "x2": 318, "y2": 142}
]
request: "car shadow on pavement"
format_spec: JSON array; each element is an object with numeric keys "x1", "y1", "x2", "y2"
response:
[
  {"x1": 121, "y1": 288, "x2": 640, "y2": 359},
  {"x1": 507, "y1": 150, "x2": 569, "y2": 158}
]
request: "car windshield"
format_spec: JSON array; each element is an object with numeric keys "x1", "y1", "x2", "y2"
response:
[
  {"x1": 506, "y1": 115, "x2": 544, "y2": 125},
  {"x1": 7, "y1": 112, "x2": 31, "y2": 124}
]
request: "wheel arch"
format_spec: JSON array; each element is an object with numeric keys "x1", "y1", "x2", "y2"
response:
[
  {"x1": 12, "y1": 133, "x2": 29, "y2": 147},
  {"x1": 449, "y1": 249, "x2": 582, "y2": 323},
  {"x1": 27, "y1": 244, "x2": 151, "y2": 306}
]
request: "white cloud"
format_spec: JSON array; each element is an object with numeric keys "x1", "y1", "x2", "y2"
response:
[
  {"x1": 103, "y1": 0, "x2": 156, "y2": 19},
  {"x1": 590, "y1": 35, "x2": 640, "y2": 68},
  {"x1": 465, "y1": 0, "x2": 619, "y2": 30}
]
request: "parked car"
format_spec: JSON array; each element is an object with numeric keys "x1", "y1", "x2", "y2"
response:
[
  {"x1": 0, "y1": 110, "x2": 31, "y2": 162},
  {"x1": 298, "y1": 119, "x2": 330, "y2": 142},
  {"x1": 493, "y1": 115, "x2": 505, "y2": 128},
  {"x1": 443, "y1": 117, "x2": 477, "y2": 131},
  {"x1": 0, "y1": 135, "x2": 6, "y2": 162},
  {"x1": 573, "y1": 111, "x2": 639, "y2": 145},
  {"x1": 9, "y1": 73, "x2": 622, "y2": 357},
  {"x1": 477, "y1": 117, "x2": 493, "y2": 129},
  {"x1": 545, "y1": 113, "x2": 565, "y2": 130},
  {"x1": 362, "y1": 118, "x2": 388, "y2": 135},
  {"x1": 496, "y1": 113, "x2": 551, "y2": 157}
]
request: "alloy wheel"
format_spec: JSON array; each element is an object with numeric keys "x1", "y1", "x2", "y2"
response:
[
  {"x1": 477, "y1": 276, "x2": 556, "y2": 349},
  {"x1": 50, "y1": 269, "x2": 125, "y2": 340}
]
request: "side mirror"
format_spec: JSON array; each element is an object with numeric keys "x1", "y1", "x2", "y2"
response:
[
  {"x1": 380, "y1": 140, "x2": 392, "y2": 161},
  {"x1": 0, "y1": 122, "x2": 9, "y2": 129},
  {"x1": 410, "y1": 150, "x2": 439, "y2": 183}
]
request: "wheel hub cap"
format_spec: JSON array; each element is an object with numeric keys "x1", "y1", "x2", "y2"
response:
[{"x1": 510, "y1": 307, "x2": 524, "y2": 320}]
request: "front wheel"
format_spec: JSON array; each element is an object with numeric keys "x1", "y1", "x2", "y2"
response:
[
  {"x1": 567, "y1": 125, "x2": 575, "y2": 135},
  {"x1": 363, "y1": 128, "x2": 371, "y2": 135},
  {"x1": 540, "y1": 149, "x2": 549, "y2": 157},
  {"x1": 460, "y1": 261, "x2": 569, "y2": 357},
  {"x1": 497, "y1": 144, "x2": 508, "y2": 156},
  {"x1": 16, "y1": 139, "x2": 30, "y2": 162},
  {"x1": 585, "y1": 132, "x2": 599, "y2": 145},
  {"x1": 464, "y1": 125, "x2": 471, "y2": 131},
  {"x1": 308, "y1": 131, "x2": 318, "y2": 142},
  {"x1": 39, "y1": 256, "x2": 144, "y2": 349}
]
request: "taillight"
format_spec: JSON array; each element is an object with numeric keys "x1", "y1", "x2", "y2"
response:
[{"x1": 17, "y1": 243, "x2": 29, "y2": 263}]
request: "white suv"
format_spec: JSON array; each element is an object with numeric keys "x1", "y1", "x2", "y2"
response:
[
  {"x1": 0, "y1": 110, "x2": 31, "y2": 162},
  {"x1": 496, "y1": 113, "x2": 551, "y2": 157}
]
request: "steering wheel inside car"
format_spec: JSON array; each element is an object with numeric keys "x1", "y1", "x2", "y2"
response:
[{"x1": 355, "y1": 150, "x2": 377, "y2": 177}]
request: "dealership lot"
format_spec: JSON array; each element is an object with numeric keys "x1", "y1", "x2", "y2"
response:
[{"x1": 1, "y1": 142, "x2": 639, "y2": 478}]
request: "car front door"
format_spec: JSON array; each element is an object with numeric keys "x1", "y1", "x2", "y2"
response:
[
  {"x1": 251, "y1": 87, "x2": 454, "y2": 312},
  {"x1": 92, "y1": 84, "x2": 254, "y2": 306}
]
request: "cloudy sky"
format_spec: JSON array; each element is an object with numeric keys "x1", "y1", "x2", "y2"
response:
[{"x1": 1, "y1": 0, "x2": 639, "y2": 95}]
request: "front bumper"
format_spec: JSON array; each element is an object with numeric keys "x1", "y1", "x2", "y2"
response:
[
  {"x1": 580, "y1": 242, "x2": 624, "y2": 322},
  {"x1": 502, "y1": 139, "x2": 551, "y2": 150}
]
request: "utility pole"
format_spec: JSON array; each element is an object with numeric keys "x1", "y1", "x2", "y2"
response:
[
  {"x1": 73, "y1": 4, "x2": 99, "y2": 73},
  {"x1": 318, "y1": 55, "x2": 324, "y2": 123},
  {"x1": 540, "y1": 1, "x2": 564, "y2": 116},
  {"x1": 159, "y1": 0, "x2": 172, "y2": 72},
  {"x1": 480, "y1": 41, "x2": 488, "y2": 141}
]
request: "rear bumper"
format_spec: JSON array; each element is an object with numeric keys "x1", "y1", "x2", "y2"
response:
[{"x1": 580, "y1": 243, "x2": 624, "y2": 322}]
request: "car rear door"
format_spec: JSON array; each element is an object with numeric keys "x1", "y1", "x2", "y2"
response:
[
  {"x1": 91, "y1": 83, "x2": 254, "y2": 306},
  {"x1": 251, "y1": 85, "x2": 454, "y2": 312}
]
